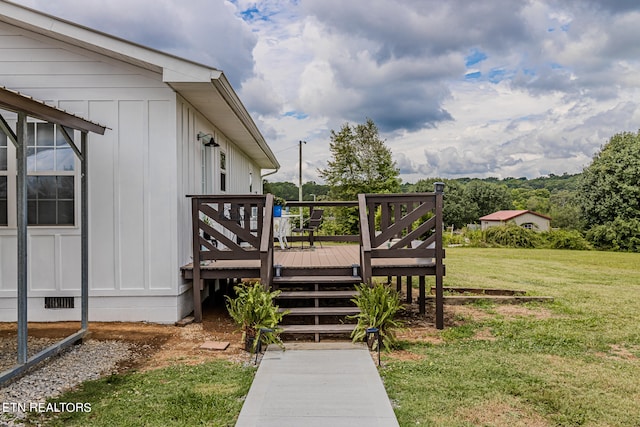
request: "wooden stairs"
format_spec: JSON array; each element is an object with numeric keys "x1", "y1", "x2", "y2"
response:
[{"x1": 273, "y1": 266, "x2": 362, "y2": 342}]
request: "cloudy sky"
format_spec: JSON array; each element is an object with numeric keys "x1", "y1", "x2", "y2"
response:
[{"x1": 18, "y1": 0, "x2": 640, "y2": 183}]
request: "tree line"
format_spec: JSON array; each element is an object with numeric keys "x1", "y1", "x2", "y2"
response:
[{"x1": 264, "y1": 119, "x2": 640, "y2": 252}]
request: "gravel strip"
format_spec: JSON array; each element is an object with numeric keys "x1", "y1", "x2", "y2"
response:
[
  {"x1": 1, "y1": 340, "x2": 135, "y2": 426},
  {"x1": 0, "y1": 338, "x2": 61, "y2": 373}
]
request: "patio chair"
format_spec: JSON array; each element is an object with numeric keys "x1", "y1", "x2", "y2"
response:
[{"x1": 292, "y1": 209, "x2": 323, "y2": 248}]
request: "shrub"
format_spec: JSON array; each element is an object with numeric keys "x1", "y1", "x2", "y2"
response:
[
  {"x1": 542, "y1": 229, "x2": 592, "y2": 250},
  {"x1": 349, "y1": 283, "x2": 404, "y2": 351},
  {"x1": 225, "y1": 283, "x2": 287, "y2": 351},
  {"x1": 587, "y1": 218, "x2": 640, "y2": 252},
  {"x1": 482, "y1": 224, "x2": 541, "y2": 248}
]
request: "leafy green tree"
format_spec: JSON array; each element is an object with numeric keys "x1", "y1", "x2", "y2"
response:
[
  {"x1": 318, "y1": 119, "x2": 400, "y2": 234},
  {"x1": 511, "y1": 188, "x2": 551, "y2": 214},
  {"x1": 412, "y1": 179, "x2": 472, "y2": 229},
  {"x1": 464, "y1": 180, "x2": 512, "y2": 218},
  {"x1": 263, "y1": 180, "x2": 299, "y2": 201},
  {"x1": 579, "y1": 131, "x2": 640, "y2": 251},
  {"x1": 318, "y1": 118, "x2": 400, "y2": 200},
  {"x1": 579, "y1": 131, "x2": 640, "y2": 226},
  {"x1": 549, "y1": 190, "x2": 584, "y2": 230},
  {"x1": 302, "y1": 181, "x2": 329, "y2": 201}
]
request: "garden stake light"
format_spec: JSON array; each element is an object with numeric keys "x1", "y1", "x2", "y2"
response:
[{"x1": 366, "y1": 327, "x2": 380, "y2": 366}]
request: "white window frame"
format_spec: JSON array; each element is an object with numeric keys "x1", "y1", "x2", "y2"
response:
[
  {"x1": 0, "y1": 119, "x2": 79, "y2": 229},
  {"x1": 219, "y1": 150, "x2": 227, "y2": 193}
]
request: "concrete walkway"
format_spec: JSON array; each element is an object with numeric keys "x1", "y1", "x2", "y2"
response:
[{"x1": 235, "y1": 342, "x2": 400, "y2": 427}]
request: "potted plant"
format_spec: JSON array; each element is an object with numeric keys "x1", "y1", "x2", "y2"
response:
[
  {"x1": 349, "y1": 283, "x2": 404, "y2": 352},
  {"x1": 225, "y1": 282, "x2": 288, "y2": 352}
]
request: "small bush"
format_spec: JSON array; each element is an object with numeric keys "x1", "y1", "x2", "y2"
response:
[
  {"x1": 587, "y1": 217, "x2": 640, "y2": 252},
  {"x1": 350, "y1": 283, "x2": 404, "y2": 351},
  {"x1": 542, "y1": 229, "x2": 592, "y2": 250},
  {"x1": 482, "y1": 224, "x2": 541, "y2": 248},
  {"x1": 225, "y1": 283, "x2": 287, "y2": 351}
]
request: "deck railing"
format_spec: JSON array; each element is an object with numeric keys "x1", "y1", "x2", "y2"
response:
[
  {"x1": 188, "y1": 194, "x2": 274, "y2": 321},
  {"x1": 358, "y1": 186, "x2": 445, "y2": 328},
  {"x1": 284, "y1": 200, "x2": 359, "y2": 244},
  {"x1": 187, "y1": 187, "x2": 445, "y2": 326}
]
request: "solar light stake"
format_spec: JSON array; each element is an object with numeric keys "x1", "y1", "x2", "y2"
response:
[
  {"x1": 255, "y1": 328, "x2": 274, "y2": 365},
  {"x1": 366, "y1": 327, "x2": 381, "y2": 366}
]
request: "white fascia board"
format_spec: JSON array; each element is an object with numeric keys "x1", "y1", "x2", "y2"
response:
[{"x1": 163, "y1": 68, "x2": 222, "y2": 83}]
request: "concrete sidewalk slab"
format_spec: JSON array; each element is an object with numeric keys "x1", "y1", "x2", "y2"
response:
[{"x1": 235, "y1": 342, "x2": 399, "y2": 426}]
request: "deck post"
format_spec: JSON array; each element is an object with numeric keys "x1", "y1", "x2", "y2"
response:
[
  {"x1": 191, "y1": 197, "x2": 203, "y2": 322},
  {"x1": 434, "y1": 182, "x2": 445, "y2": 329},
  {"x1": 80, "y1": 132, "x2": 89, "y2": 330},
  {"x1": 419, "y1": 276, "x2": 426, "y2": 315},
  {"x1": 16, "y1": 112, "x2": 28, "y2": 364}
]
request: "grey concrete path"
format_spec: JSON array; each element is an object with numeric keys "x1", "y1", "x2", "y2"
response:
[{"x1": 235, "y1": 342, "x2": 400, "y2": 427}]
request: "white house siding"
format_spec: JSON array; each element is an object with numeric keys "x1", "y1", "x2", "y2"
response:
[
  {"x1": 175, "y1": 95, "x2": 263, "y2": 269},
  {"x1": 514, "y1": 213, "x2": 550, "y2": 231},
  {"x1": 0, "y1": 21, "x2": 188, "y2": 322},
  {"x1": 481, "y1": 213, "x2": 550, "y2": 232}
]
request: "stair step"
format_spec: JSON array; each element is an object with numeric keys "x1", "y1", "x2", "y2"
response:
[
  {"x1": 277, "y1": 290, "x2": 358, "y2": 299},
  {"x1": 273, "y1": 275, "x2": 362, "y2": 285},
  {"x1": 281, "y1": 324, "x2": 356, "y2": 334},
  {"x1": 281, "y1": 307, "x2": 360, "y2": 316}
]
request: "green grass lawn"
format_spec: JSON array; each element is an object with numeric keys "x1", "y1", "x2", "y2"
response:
[
  {"x1": 33, "y1": 247, "x2": 640, "y2": 426},
  {"x1": 382, "y1": 247, "x2": 640, "y2": 426},
  {"x1": 30, "y1": 361, "x2": 255, "y2": 427}
]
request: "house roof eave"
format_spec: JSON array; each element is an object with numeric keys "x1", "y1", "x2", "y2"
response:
[{"x1": 168, "y1": 76, "x2": 280, "y2": 170}]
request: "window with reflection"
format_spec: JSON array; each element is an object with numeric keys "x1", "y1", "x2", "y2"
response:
[{"x1": 26, "y1": 123, "x2": 75, "y2": 225}]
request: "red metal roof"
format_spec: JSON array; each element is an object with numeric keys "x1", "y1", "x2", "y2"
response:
[{"x1": 479, "y1": 210, "x2": 551, "y2": 221}]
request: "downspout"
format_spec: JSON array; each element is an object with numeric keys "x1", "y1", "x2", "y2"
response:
[{"x1": 261, "y1": 169, "x2": 279, "y2": 179}]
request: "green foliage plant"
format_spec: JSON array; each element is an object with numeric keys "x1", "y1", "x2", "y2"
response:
[
  {"x1": 543, "y1": 229, "x2": 592, "y2": 250},
  {"x1": 587, "y1": 217, "x2": 640, "y2": 252},
  {"x1": 579, "y1": 130, "x2": 640, "y2": 227},
  {"x1": 318, "y1": 118, "x2": 400, "y2": 235},
  {"x1": 482, "y1": 224, "x2": 541, "y2": 248},
  {"x1": 225, "y1": 282, "x2": 287, "y2": 351},
  {"x1": 349, "y1": 283, "x2": 404, "y2": 351}
]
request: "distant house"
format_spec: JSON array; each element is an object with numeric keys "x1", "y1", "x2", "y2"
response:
[
  {"x1": 0, "y1": 1, "x2": 279, "y2": 323},
  {"x1": 479, "y1": 210, "x2": 551, "y2": 232}
]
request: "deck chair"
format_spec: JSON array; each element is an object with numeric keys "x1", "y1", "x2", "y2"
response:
[{"x1": 292, "y1": 209, "x2": 323, "y2": 248}]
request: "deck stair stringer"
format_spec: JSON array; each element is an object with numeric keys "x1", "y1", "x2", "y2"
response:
[{"x1": 273, "y1": 266, "x2": 363, "y2": 342}]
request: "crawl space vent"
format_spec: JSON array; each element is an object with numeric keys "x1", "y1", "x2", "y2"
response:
[{"x1": 44, "y1": 297, "x2": 75, "y2": 309}]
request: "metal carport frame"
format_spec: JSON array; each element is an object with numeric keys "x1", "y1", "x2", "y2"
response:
[{"x1": 0, "y1": 86, "x2": 106, "y2": 385}]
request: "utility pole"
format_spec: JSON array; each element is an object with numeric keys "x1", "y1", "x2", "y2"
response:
[{"x1": 299, "y1": 140, "x2": 306, "y2": 228}]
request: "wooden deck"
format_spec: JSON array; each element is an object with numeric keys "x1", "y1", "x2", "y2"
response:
[
  {"x1": 184, "y1": 191, "x2": 446, "y2": 329},
  {"x1": 181, "y1": 244, "x2": 438, "y2": 279}
]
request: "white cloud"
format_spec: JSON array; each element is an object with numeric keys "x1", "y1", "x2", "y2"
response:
[{"x1": 15, "y1": 0, "x2": 640, "y2": 183}]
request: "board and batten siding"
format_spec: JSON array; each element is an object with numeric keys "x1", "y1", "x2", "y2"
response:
[
  {"x1": 0, "y1": 20, "x2": 187, "y2": 322},
  {"x1": 175, "y1": 95, "x2": 264, "y2": 270}
]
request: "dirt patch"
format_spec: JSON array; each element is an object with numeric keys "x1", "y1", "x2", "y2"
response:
[
  {"x1": 385, "y1": 349, "x2": 425, "y2": 362},
  {"x1": 0, "y1": 296, "x2": 555, "y2": 374},
  {"x1": 457, "y1": 398, "x2": 551, "y2": 427},
  {"x1": 0, "y1": 304, "x2": 249, "y2": 374},
  {"x1": 493, "y1": 304, "x2": 554, "y2": 320},
  {"x1": 595, "y1": 344, "x2": 639, "y2": 361}
]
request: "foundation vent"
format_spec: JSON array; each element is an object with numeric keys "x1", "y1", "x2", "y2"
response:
[{"x1": 44, "y1": 297, "x2": 75, "y2": 309}]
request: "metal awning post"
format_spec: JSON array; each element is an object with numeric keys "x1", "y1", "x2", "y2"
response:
[
  {"x1": 16, "y1": 112, "x2": 28, "y2": 364},
  {"x1": 81, "y1": 132, "x2": 89, "y2": 329}
]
